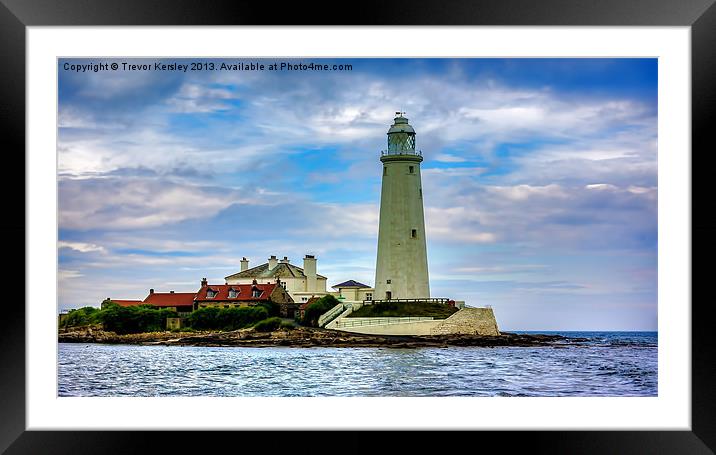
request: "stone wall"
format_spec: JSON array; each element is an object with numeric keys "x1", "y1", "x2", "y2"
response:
[{"x1": 429, "y1": 308, "x2": 500, "y2": 336}]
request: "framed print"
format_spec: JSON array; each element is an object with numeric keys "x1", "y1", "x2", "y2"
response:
[{"x1": 5, "y1": 0, "x2": 715, "y2": 452}]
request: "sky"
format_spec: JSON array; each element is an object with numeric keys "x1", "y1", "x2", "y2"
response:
[{"x1": 57, "y1": 58, "x2": 658, "y2": 331}]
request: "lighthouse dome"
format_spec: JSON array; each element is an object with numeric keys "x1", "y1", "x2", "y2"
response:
[{"x1": 387, "y1": 114, "x2": 416, "y2": 134}]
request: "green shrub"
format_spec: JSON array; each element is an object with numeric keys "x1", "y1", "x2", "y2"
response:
[
  {"x1": 257, "y1": 301, "x2": 280, "y2": 317},
  {"x1": 61, "y1": 306, "x2": 101, "y2": 328},
  {"x1": 98, "y1": 303, "x2": 178, "y2": 334},
  {"x1": 279, "y1": 321, "x2": 294, "y2": 330},
  {"x1": 254, "y1": 317, "x2": 282, "y2": 332},
  {"x1": 187, "y1": 306, "x2": 221, "y2": 330},
  {"x1": 301, "y1": 295, "x2": 341, "y2": 327},
  {"x1": 187, "y1": 306, "x2": 269, "y2": 331}
]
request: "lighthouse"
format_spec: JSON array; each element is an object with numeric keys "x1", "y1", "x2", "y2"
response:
[{"x1": 374, "y1": 112, "x2": 430, "y2": 301}]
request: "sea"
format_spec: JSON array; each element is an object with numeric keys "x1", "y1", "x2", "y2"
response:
[{"x1": 57, "y1": 331, "x2": 657, "y2": 397}]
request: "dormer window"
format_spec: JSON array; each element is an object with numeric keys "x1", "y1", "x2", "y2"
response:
[
  {"x1": 206, "y1": 289, "x2": 217, "y2": 299},
  {"x1": 228, "y1": 288, "x2": 238, "y2": 298},
  {"x1": 252, "y1": 288, "x2": 261, "y2": 298}
]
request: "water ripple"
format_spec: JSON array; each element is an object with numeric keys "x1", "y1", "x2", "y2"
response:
[{"x1": 58, "y1": 332, "x2": 657, "y2": 397}]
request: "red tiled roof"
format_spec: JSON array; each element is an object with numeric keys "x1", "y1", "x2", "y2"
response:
[
  {"x1": 109, "y1": 299, "x2": 144, "y2": 307},
  {"x1": 194, "y1": 283, "x2": 276, "y2": 302},
  {"x1": 143, "y1": 292, "x2": 196, "y2": 307}
]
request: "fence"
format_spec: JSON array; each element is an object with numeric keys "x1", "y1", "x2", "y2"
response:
[
  {"x1": 362, "y1": 298, "x2": 450, "y2": 305},
  {"x1": 334, "y1": 316, "x2": 434, "y2": 328}
]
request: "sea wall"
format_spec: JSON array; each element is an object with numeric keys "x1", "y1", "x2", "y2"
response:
[
  {"x1": 331, "y1": 308, "x2": 500, "y2": 336},
  {"x1": 430, "y1": 308, "x2": 500, "y2": 336}
]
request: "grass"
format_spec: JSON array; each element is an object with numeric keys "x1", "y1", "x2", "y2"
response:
[{"x1": 347, "y1": 301, "x2": 458, "y2": 319}]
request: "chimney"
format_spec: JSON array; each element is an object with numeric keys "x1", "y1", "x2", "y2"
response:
[
  {"x1": 170, "y1": 290, "x2": 174, "y2": 294},
  {"x1": 240, "y1": 257, "x2": 249, "y2": 272},
  {"x1": 280, "y1": 256, "x2": 290, "y2": 264},
  {"x1": 268, "y1": 255, "x2": 278, "y2": 270},
  {"x1": 304, "y1": 254, "x2": 317, "y2": 292},
  {"x1": 252, "y1": 279, "x2": 258, "y2": 285},
  {"x1": 149, "y1": 288, "x2": 154, "y2": 294},
  {"x1": 201, "y1": 278, "x2": 207, "y2": 287}
]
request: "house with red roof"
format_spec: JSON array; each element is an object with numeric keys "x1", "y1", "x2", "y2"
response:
[
  {"x1": 104, "y1": 275, "x2": 300, "y2": 318},
  {"x1": 195, "y1": 278, "x2": 298, "y2": 317},
  {"x1": 103, "y1": 289, "x2": 196, "y2": 316},
  {"x1": 143, "y1": 290, "x2": 196, "y2": 314}
]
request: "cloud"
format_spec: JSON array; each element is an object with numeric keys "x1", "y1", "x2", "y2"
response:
[
  {"x1": 586, "y1": 183, "x2": 619, "y2": 191},
  {"x1": 59, "y1": 178, "x2": 248, "y2": 230},
  {"x1": 58, "y1": 241, "x2": 106, "y2": 253},
  {"x1": 423, "y1": 178, "x2": 656, "y2": 251},
  {"x1": 58, "y1": 60, "x2": 655, "y2": 185},
  {"x1": 433, "y1": 153, "x2": 467, "y2": 163},
  {"x1": 58, "y1": 269, "x2": 84, "y2": 280},
  {"x1": 166, "y1": 83, "x2": 237, "y2": 113},
  {"x1": 451, "y1": 265, "x2": 548, "y2": 274},
  {"x1": 422, "y1": 167, "x2": 487, "y2": 177},
  {"x1": 485, "y1": 184, "x2": 567, "y2": 201}
]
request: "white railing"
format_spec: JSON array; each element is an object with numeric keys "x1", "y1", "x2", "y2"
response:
[
  {"x1": 334, "y1": 316, "x2": 434, "y2": 328},
  {"x1": 318, "y1": 303, "x2": 346, "y2": 327},
  {"x1": 362, "y1": 298, "x2": 450, "y2": 305},
  {"x1": 325, "y1": 305, "x2": 354, "y2": 330}
]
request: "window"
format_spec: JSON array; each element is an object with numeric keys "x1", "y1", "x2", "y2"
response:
[
  {"x1": 409, "y1": 165, "x2": 414, "y2": 174},
  {"x1": 383, "y1": 167, "x2": 387, "y2": 176},
  {"x1": 411, "y1": 229, "x2": 417, "y2": 238},
  {"x1": 206, "y1": 290, "x2": 216, "y2": 298},
  {"x1": 252, "y1": 289, "x2": 261, "y2": 298},
  {"x1": 419, "y1": 188, "x2": 422, "y2": 198},
  {"x1": 386, "y1": 279, "x2": 391, "y2": 284},
  {"x1": 281, "y1": 281, "x2": 287, "y2": 289},
  {"x1": 365, "y1": 293, "x2": 372, "y2": 301},
  {"x1": 302, "y1": 297, "x2": 308, "y2": 302},
  {"x1": 228, "y1": 289, "x2": 237, "y2": 298}
]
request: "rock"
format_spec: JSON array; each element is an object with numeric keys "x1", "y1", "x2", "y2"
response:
[{"x1": 58, "y1": 326, "x2": 577, "y2": 348}]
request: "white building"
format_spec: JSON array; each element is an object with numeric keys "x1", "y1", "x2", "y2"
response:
[
  {"x1": 225, "y1": 255, "x2": 330, "y2": 303},
  {"x1": 331, "y1": 280, "x2": 374, "y2": 302},
  {"x1": 374, "y1": 113, "x2": 431, "y2": 300}
]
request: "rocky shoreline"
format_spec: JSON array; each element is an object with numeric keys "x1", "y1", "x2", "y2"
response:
[{"x1": 58, "y1": 326, "x2": 587, "y2": 348}]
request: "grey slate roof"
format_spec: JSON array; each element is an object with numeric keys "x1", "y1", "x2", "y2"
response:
[
  {"x1": 225, "y1": 262, "x2": 327, "y2": 281},
  {"x1": 332, "y1": 280, "x2": 370, "y2": 289}
]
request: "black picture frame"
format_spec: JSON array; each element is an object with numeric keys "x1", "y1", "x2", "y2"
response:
[{"x1": 3, "y1": 0, "x2": 714, "y2": 452}]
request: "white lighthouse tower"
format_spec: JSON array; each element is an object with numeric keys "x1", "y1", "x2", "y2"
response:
[{"x1": 374, "y1": 112, "x2": 430, "y2": 301}]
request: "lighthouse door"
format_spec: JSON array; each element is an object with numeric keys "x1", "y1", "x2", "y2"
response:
[{"x1": 385, "y1": 291, "x2": 392, "y2": 300}]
